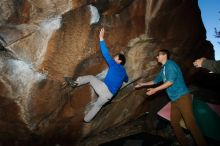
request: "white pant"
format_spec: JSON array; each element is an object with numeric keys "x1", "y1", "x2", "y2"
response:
[{"x1": 76, "y1": 75, "x2": 113, "y2": 122}]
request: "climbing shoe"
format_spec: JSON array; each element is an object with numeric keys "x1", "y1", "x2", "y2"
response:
[{"x1": 64, "y1": 77, "x2": 78, "y2": 88}]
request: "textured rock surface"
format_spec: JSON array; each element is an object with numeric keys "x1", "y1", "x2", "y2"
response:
[{"x1": 0, "y1": 0, "x2": 214, "y2": 145}]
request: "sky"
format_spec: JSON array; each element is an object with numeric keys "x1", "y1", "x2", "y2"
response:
[{"x1": 198, "y1": 0, "x2": 220, "y2": 60}]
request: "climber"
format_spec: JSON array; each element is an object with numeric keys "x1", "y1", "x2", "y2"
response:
[
  {"x1": 135, "y1": 49, "x2": 207, "y2": 146},
  {"x1": 63, "y1": 28, "x2": 128, "y2": 122}
]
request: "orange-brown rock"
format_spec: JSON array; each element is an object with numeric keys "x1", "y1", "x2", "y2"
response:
[{"x1": 0, "y1": 0, "x2": 215, "y2": 145}]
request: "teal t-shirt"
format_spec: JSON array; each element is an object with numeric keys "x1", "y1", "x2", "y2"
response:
[{"x1": 153, "y1": 60, "x2": 189, "y2": 101}]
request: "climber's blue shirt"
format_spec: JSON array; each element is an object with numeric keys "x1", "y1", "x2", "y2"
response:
[
  {"x1": 100, "y1": 40, "x2": 128, "y2": 95},
  {"x1": 153, "y1": 60, "x2": 189, "y2": 101}
]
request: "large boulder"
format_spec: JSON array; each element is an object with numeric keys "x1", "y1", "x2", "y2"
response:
[{"x1": 0, "y1": 0, "x2": 214, "y2": 145}]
